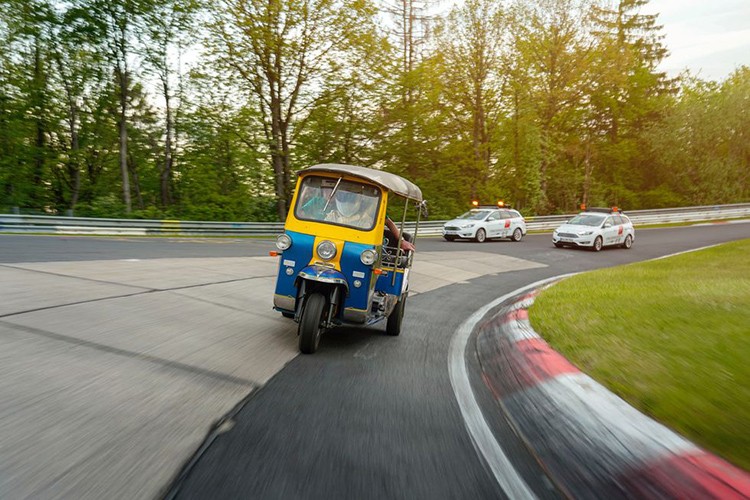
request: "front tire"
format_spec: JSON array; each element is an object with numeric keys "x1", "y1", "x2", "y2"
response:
[
  {"x1": 621, "y1": 234, "x2": 633, "y2": 249},
  {"x1": 474, "y1": 228, "x2": 486, "y2": 243},
  {"x1": 299, "y1": 293, "x2": 326, "y2": 354},
  {"x1": 386, "y1": 294, "x2": 407, "y2": 336},
  {"x1": 511, "y1": 228, "x2": 523, "y2": 242},
  {"x1": 592, "y1": 236, "x2": 603, "y2": 252}
]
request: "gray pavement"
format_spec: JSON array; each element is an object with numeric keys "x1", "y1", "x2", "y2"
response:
[{"x1": 0, "y1": 251, "x2": 543, "y2": 499}]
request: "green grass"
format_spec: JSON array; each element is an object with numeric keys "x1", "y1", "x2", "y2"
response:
[{"x1": 529, "y1": 239, "x2": 750, "y2": 471}]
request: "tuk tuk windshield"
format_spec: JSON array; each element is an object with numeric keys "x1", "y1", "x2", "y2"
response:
[{"x1": 295, "y1": 175, "x2": 382, "y2": 230}]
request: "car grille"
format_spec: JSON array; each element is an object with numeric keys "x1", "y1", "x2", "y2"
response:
[
  {"x1": 445, "y1": 226, "x2": 460, "y2": 231},
  {"x1": 558, "y1": 233, "x2": 578, "y2": 238}
]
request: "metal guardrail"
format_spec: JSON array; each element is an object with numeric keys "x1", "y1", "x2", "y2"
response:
[{"x1": 1, "y1": 203, "x2": 749, "y2": 237}]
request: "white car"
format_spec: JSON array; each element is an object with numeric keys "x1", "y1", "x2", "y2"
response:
[
  {"x1": 443, "y1": 207, "x2": 527, "y2": 243},
  {"x1": 552, "y1": 208, "x2": 634, "y2": 251}
]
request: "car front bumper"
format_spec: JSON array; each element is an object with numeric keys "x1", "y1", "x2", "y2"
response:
[
  {"x1": 552, "y1": 234, "x2": 594, "y2": 247},
  {"x1": 443, "y1": 228, "x2": 476, "y2": 238}
]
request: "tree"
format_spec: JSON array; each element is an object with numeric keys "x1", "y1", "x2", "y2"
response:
[
  {"x1": 206, "y1": 0, "x2": 379, "y2": 221},
  {"x1": 140, "y1": 0, "x2": 200, "y2": 208},
  {"x1": 588, "y1": 0, "x2": 674, "y2": 208},
  {"x1": 436, "y1": 0, "x2": 506, "y2": 203},
  {"x1": 508, "y1": 0, "x2": 594, "y2": 212},
  {"x1": 85, "y1": 0, "x2": 153, "y2": 213}
]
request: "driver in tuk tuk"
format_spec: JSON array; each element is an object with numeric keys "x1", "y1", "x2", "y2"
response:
[
  {"x1": 298, "y1": 180, "x2": 416, "y2": 252},
  {"x1": 325, "y1": 190, "x2": 376, "y2": 230}
]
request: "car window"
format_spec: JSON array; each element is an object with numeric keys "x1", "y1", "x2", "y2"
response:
[
  {"x1": 488, "y1": 211, "x2": 501, "y2": 221},
  {"x1": 568, "y1": 214, "x2": 606, "y2": 226},
  {"x1": 458, "y1": 209, "x2": 492, "y2": 220},
  {"x1": 509, "y1": 210, "x2": 521, "y2": 219},
  {"x1": 604, "y1": 216, "x2": 616, "y2": 226},
  {"x1": 612, "y1": 215, "x2": 623, "y2": 225},
  {"x1": 621, "y1": 215, "x2": 631, "y2": 225}
]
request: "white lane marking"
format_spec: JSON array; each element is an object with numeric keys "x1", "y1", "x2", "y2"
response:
[{"x1": 448, "y1": 275, "x2": 573, "y2": 499}]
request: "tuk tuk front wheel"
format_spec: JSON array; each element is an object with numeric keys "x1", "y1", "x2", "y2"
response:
[
  {"x1": 299, "y1": 292, "x2": 326, "y2": 354},
  {"x1": 386, "y1": 295, "x2": 407, "y2": 336}
]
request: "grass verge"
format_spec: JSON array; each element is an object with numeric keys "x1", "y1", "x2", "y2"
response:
[{"x1": 529, "y1": 239, "x2": 750, "y2": 471}]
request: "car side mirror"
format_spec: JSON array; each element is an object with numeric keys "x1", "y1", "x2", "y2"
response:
[{"x1": 604, "y1": 222, "x2": 612, "y2": 228}]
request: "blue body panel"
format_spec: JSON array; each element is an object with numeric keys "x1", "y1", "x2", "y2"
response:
[
  {"x1": 273, "y1": 231, "x2": 314, "y2": 307},
  {"x1": 375, "y1": 271, "x2": 404, "y2": 296},
  {"x1": 337, "y1": 241, "x2": 375, "y2": 311},
  {"x1": 273, "y1": 231, "x2": 376, "y2": 317}
]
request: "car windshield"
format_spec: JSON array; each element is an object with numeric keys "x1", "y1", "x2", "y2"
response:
[
  {"x1": 295, "y1": 175, "x2": 381, "y2": 230},
  {"x1": 457, "y1": 209, "x2": 491, "y2": 221},
  {"x1": 567, "y1": 214, "x2": 605, "y2": 227}
]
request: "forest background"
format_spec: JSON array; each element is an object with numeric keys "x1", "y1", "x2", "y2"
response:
[{"x1": 1, "y1": 0, "x2": 748, "y2": 222}]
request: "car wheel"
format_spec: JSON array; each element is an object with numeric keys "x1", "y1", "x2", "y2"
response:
[
  {"x1": 554, "y1": 242, "x2": 564, "y2": 248},
  {"x1": 592, "y1": 236, "x2": 603, "y2": 252},
  {"x1": 511, "y1": 228, "x2": 523, "y2": 242},
  {"x1": 474, "y1": 228, "x2": 486, "y2": 243},
  {"x1": 621, "y1": 234, "x2": 633, "y2": 249},
  {"x1": 443, "y1": 235, "x2": 456, "y2": 242}
]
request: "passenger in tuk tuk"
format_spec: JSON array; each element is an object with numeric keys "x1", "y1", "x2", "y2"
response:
[{"x1": 386, "y1": 216, "x2": 416, "y2": 252}]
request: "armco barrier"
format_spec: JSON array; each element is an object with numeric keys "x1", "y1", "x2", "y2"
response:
[{"x1": 1, "y1": 203, "x2": 749, "y2": 237}]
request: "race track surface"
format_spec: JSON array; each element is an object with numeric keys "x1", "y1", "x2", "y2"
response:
[{"x1": 0, "y1": 223, "x2": 747, "y2": 499}]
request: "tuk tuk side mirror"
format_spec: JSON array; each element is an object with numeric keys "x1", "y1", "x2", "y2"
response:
[{"x1": 418, "y1": 200, "x2": 428, "y2": 219}]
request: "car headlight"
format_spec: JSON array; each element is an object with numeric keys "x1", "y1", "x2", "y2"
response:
[
  {"x1": 460, "y1": 223, "x2": 475, "y2": 229},
  {"x1": 578, "y1": 230, "x2": 594, "y2": 236},
  {"x1": 316, "y1": 240, "x2": 337, "y2": 261},
  {"x1": 360, "y1": 249, "x2": 377, "y2": 265},
  {"x1": 275, "y1": 233, "x2": 292, "y2": 250}
]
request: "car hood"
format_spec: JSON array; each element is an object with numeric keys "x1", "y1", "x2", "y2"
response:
[
  {"x1": 444, "y1": 217, "x2": 482, "y2": 226},
  {"x1": 556, "y1": 223, "x2": 598, "y2": 233}
]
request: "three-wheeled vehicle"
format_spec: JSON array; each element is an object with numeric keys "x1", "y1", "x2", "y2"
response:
[{"x1": 270, "y1": 163, "x2": 425, "y2": 354}]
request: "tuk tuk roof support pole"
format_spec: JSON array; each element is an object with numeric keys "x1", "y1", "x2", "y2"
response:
[{"x1": 392, "y1": 196, "x2": 409, "y2": 286}]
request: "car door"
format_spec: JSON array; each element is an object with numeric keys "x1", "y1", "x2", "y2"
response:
[
  {"x1": 602, "y1": 216, "x2": 620, "y2": 245},
  {"x1": 611, "y1": 215, "x2": 626, "y2": 245},
  {"x1": 484, "y1": 210, "x2": 502, "y2": 238},
  {"x1": 495, "y1": 210, "x2": 511, "y2": 237},
  {"x1": 506, "y1": 209, "x2": 523, "y2": 235}
]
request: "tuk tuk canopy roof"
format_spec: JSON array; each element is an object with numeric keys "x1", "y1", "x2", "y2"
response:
[{"x1": 299, "y1": 164, "x2": 423, "y2": 202}]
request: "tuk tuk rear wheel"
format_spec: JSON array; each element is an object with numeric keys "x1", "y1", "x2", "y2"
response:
[
  {"x1": 386, "y1": 295, "x2": 407, "y2": 336},
  {"x1": 299, "y1": 293, "x2": 326, "y2": 354}
]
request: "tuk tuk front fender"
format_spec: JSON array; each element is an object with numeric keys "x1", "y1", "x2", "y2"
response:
[{"x1": 296, "y1": 265, "x2": 349, "y2": 294}]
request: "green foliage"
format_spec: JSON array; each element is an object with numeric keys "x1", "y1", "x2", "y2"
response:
[{"x1": 0, "y1": 0, "x2": 748, "y2": 222}]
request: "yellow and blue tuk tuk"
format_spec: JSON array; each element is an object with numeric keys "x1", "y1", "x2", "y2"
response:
[{"x1": 271, "y1": 164, "x2": 425, "y2": 354}]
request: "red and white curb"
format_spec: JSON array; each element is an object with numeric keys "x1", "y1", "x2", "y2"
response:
[{"x1": 474, "y1": 283, "x2": 750, "y2": 498}]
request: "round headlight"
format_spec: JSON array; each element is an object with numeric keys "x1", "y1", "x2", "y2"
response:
[
  {"x1": 276, "y1": 233, "x2": 292, "y2": 251},
  {"x1": 360, "y1": 249, "x2": 377, "y2": 265},
  {"x1": 316, "y1": 240, "x2": 337, "y2": 261}
]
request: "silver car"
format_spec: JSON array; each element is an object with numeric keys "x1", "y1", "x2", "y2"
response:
[
  {"x1": 552, "y1": 208, "x2": 634, "y2": 251},
  {"x1": 443, "y1": 207, "x2": 527, "y2": 243}
]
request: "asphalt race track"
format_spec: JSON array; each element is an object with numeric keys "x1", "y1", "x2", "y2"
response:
[{"x1": 1, "y1": 222, "x2": 748, "y2": 499}]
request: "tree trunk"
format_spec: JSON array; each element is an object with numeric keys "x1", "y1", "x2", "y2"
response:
[
  {"x1": 161, "y1": 80, "x2": 173, "y2": 207},
  {"x1": 117, "y1": 64, "x2": 131, "y2": 213}
]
